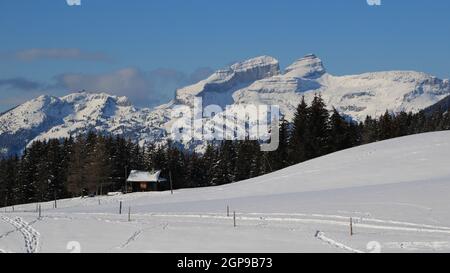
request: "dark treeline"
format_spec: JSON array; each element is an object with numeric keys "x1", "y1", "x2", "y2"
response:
[{"x1": 1, "y1": 95, "x2": 449, "y2": 207}]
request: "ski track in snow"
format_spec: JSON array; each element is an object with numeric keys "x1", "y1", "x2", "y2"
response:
[
  {"x1": 5, "y1": 209, "x2": 450, "y2": 253},
  {"x1": 48, "y1": 210, "x2": 450, "y2": 232},
  {"x1": 0, "y1": 216, "x2": 40, "y2": 253},
  {"x1": 4, "y1": 210, "x2": 450, "y2": 252},
  {"x1": 135, "y1": 212, "x2": 450, "y2": 235},
  {"x1": 242, "y1": 212, "x2": 450, "y2": 231},
  {"x1": 315, "y1": 231, "x2": 364, "y2": 253},
  {"x1": 54, "y1": 211, "x2": 450, "y2": 235},
  {"x1": 118, "y1": 230, "x2": 142, "y2": 249},
  {"x1": 0, "y1": 226, "x2": 19, "y2": 240},
  {"x1": 384, "y1": 241, "x2": 450, "y2": 251}
]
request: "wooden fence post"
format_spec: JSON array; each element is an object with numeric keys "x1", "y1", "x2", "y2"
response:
[
  {"x1": 54, "y1": 191, "x2": 57, "y2": 209},
  {"x1": 350, "y1": 217, "x2": 353, "y2": 236},
  {"x1": 169, "y1": 171, "x2": 174, "y2": 195}
]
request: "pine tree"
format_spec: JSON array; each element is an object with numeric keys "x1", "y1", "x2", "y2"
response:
[
  {"x1": 288, "y1": 97, "x2": 309, "y2": 164},
  {"x1": 19, "y1": 141, "x2": 47, "y2": 202},
  {"x1": 268, "y1": 118, "x2": 290, "y2": 170},
  {"x1": 44, "y1": 139, "x2": 66, "y2": 200},
  {"x1": 84, "y1": 135, "x2": 111, "y2": 194},
  {"x1": 165, "y1": 141, "x2": 186, "y2": 189},
  {"x1": 143, "y1": 143, "x2": 157, "y2": 171},
  {"x1": 66, "y1": 135, "x2": 87, "y2": 197},
  {"x1": 234, "y1": 140, "x2": 256, "y2": 181},
  {"x1": 250, "y1": 146, "x2": 266, "y2": 178},
  {"x1": 362, "y1": 116, "x2": 378, "y2": 144},
  {"x1": 114, "y1": 135, "x2": 131, "y2": 190},
  {"x1": 203, "y1": 143, "x2": 218, "y2": 186},
  {"x1": 329, "y1": 108, "x2": 351, "y2": 152},
  {"x1": 0, "y1": 156, "x2": 20, "y2": 206},
  {"x1": 185, "y1": 152, "x2": 205, "y2": 188},
  {"x1": 379, "y1": 110, "x2": 394, "y2": 140},
  {"x1": 393, "y1": 111, "x2": 412, "y2": 137},
  {"x1": 211, "y1": 140, "x2": 236, "y2": 185},
  {"x1": 306, "y1": 94, "x2": 330, "y2": 158}
]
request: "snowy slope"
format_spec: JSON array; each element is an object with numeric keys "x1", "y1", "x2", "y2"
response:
[
  {"x1": 2, "y1": 131, "x2": 450, "y2": 253},
  {"x1": 1, "y1": 54, "x2": 450, "y2": 156},
  {"x1": 424, "y1": 94, "x2": 450, "y2": 115}
]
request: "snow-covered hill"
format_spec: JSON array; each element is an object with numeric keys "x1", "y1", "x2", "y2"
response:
[
  {"x1": 2, "y1": 131, "x2": 450, "y2": 253},
  {"x1": 1, "y1": 54, "x2": 449, "y2": 156}
]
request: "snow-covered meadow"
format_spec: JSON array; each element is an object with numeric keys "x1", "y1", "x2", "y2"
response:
[{"x1": 2, "y1": 131, "x2": 450, "y2": 253}]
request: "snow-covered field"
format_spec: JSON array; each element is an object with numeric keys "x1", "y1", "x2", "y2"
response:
[{"x1": 2, "y1": 131, "x2": 450, "y2": 253}]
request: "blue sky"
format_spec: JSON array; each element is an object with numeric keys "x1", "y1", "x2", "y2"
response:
[{"x1": 1, "y1": 0, "x2": 450, "y2": 111}]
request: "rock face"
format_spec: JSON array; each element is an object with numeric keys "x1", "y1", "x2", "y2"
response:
[
  {"x1": 234, "y1": 54, "x2": 450, "y2": 121},
  {"x1": 284, "y1": 54, "x2": 326, "y2": 78},
  {"x1": 1, "y1": 54, "x2": 450, "y2": 156},
  {"x1": 175, "y1": 56, "x2": 280, "y2": 108}
]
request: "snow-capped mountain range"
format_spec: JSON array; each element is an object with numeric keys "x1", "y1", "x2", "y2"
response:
[{"x1": 1, "y1": 54, "x2": 449, "y2": 156}]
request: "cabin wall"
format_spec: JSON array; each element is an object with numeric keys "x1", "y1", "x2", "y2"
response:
[{"x1": 130, "y1": 182, "x2": 159, "y2": 192}]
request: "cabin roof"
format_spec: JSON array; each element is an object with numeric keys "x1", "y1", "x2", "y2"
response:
[{"x1": 126, "y1": 170, "x2": 167, "y2": 183}]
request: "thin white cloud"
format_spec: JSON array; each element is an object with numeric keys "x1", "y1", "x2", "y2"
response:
[
  {"x1": 0, "y1": 77, "x2": 43, "y2": 91},
  {"x1": 0, "y1": 67, "x2": 214, "y2": 111},
  {"x1": 52, "y1": 67, "x2": 213, "y2": 107},
  {"x1": 53, "y1": 68, "x2": 152, "y2": 103}
]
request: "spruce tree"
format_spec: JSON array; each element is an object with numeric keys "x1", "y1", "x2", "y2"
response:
[
  {"x1": 211, "y1": 140, "x2": 236, "y2": 185},
  {"x1": 379, "y1": 110, "x2": 394, "y2": 140},
  {"x1": 234, "y1": 140, "x2": 256, "y2": 181},
  {"x1": 289, "y1": 96, "x2": 309, "y2": 164},
  {"x1": 329, "y1": 108, "x2": 351, "y2": 152},
  {"x1": 269, "y1": 118, "x2": 290, "y2": 170},
  {"x1": 66, "y1": 135, "x2": 87, "y2": 197},
  {"x1": 306, "y1": 94, "x2": 330, "y2": 158},
  {"x1": 166, "y1": 141, "x2": 187, "y2": 189},
  {"x1": 203, "y1": 143, "x2": 218, "y2": 186}
]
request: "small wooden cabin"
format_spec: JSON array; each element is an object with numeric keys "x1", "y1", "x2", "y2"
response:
[{"x1": 126, "y1": 170, "x2": 167, "y2": 192}]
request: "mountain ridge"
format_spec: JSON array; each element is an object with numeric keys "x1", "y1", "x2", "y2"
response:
[{"x1": 1, "y1": 54, "x2": 450, "y2": 156}]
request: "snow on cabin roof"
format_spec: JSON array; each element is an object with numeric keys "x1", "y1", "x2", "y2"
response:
[{"x1": 126, "y1": 170, "x2": 166, "y2": 182}]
